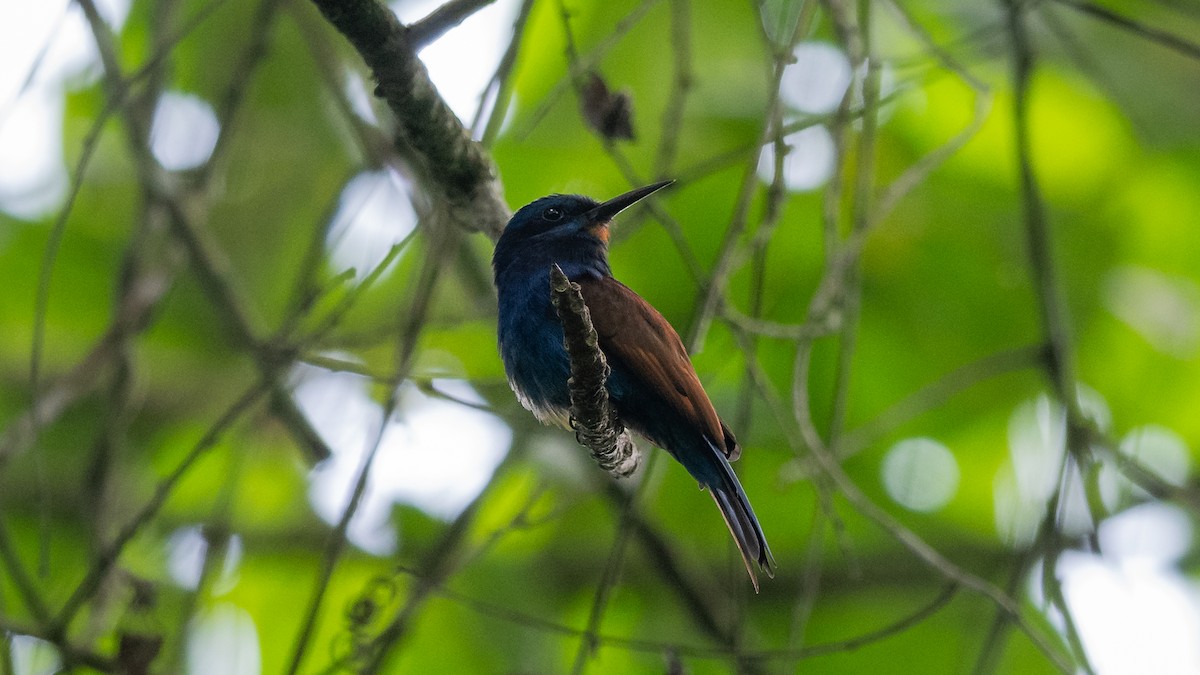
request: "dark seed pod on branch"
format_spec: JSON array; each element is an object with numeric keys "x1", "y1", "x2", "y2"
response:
[{"x1": 580, "y1": 72, "x2": 636, "y2": 142}]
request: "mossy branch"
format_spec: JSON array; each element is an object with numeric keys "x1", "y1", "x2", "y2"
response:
[{"x1": 549, "y1": 265, "x2": 640, "y2": 478}]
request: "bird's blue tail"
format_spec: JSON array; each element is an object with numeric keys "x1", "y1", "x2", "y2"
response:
[{"x1": 700, "y1": 439, "x2": 775, "y2": 592}]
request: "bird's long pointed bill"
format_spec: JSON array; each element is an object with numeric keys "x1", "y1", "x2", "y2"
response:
[{"x1": 586, "y1": 180, "x2": 673, "y2": 224}]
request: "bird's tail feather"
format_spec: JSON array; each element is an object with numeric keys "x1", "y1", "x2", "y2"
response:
[{"x1": 704, "y1": 445, "x2": 775, "y2": 592}]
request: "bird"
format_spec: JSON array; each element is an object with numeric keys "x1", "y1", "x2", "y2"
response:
[{"x1": 493, "y1": 180, "x2": 775, "y2": 590}]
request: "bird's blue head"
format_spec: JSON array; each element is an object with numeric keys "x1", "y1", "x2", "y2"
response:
[{"x1": 493, "y1": 181, "x2": 672, "y2": 283}]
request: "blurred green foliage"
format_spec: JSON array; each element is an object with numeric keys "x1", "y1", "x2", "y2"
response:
[{"x1": 1, "y1": 0, "x2": 1199, "y2": 672}]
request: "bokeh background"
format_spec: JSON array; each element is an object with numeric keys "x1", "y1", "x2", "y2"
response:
[{"x1": 1, "y1": 0, "x2": 1199, "y2": 672}]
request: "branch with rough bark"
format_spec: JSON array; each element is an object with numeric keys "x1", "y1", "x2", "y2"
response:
[
  {"x1": 308, "y1": 0, "x2": 510, "y2": 239},
  {"x1": 549, "y1": 265, "x2": 640, "y2": 478}
]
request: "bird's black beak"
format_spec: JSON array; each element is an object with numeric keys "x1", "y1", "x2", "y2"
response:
[{"x1": 585, "y1": 180, "x2": 673, "y2": 225}]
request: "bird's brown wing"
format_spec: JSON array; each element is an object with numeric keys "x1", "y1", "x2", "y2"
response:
[{"x1": 576, "y1": 276, "x2": 739, "y2": 460}]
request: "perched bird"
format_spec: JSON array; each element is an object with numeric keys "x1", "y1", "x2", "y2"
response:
[{"x1": 493, "y1": 181, "x2": 775, "y2": 589}]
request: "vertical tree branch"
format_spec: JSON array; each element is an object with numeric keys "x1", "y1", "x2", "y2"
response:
[
  {"x1": 978, "y1": 2, "x2": 1095, "y2": 672},
  {"x1": 1006, "y1": 0, "x2": 1076, "y2": 402},
  {"x1": 549, "y1": 265, "x2": 640, "y2": 478},
  {"x1": 476, "y1": 0, "x2": 537, "y2": 146},
  {"x1": 653, "y1": 0, "x2": 694, "y2": 179}
]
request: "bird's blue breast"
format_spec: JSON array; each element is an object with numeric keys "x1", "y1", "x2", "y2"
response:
[
  {"x1": 493, "y1": 205, "x2": 616, "y2": 429},
  {"x1": 496, "y1": 268, "x2": 573, "y2": 425},
  {"x1": 496, "y1": 244, "x2": 623, "y2": 424}
]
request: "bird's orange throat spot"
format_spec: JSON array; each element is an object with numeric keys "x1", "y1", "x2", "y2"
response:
[{"x1": 589, "y1": 223, "x2": 611, "y2": 244}]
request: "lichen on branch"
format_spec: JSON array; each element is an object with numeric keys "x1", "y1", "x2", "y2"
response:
[{"x1": 548, "y1": 264, "x2": 640, "y2": 478}]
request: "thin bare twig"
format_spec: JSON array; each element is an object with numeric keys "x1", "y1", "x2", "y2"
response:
[
  {"x1": 54, "y1": 382, "x2": 269, "y2": 631},
  {"x1": 76, "y1": 0, "x2": 334, "y2": 470},
  {"x1": 0, "y1": 519, "x2": 53, "y2": 627},
  {"x1": 0, "y1": 616, "x2": 115, "y2": 672},
  {"x1": 684, "y1": 6, "x2": 807, "y2": 351},
  {"x1": 784, "y1": 509, "x2": 827, "y2": 653},
  {"x1": 1005, "y1": 0, "x2": 1076, "y2": 403},
  {"x1": 355, "y1": 449, "x2": 523, "y2": 673},
  {"x1": 9, "y1": 0, "x2": 233, "y2": 469},
  {"x1": 673, "y1": 90, "x2": 906, "y2": 187},
  {"x1": 569, "y1": 462, "x2": 649, "y2": 674},
  {"x1": 285, "y1": 223, "x2": 458, "y2": 674},
  {"x1": 792, "y1": 358, "x2": 1074, "y2": 672},
  {"x1": 835, "y1": 346, "x2": 1045, "y2": 463},
  {"x1": 284, "y1": 397, "x2": 394, "y2": 675},
  {"x1": 476, "y1": 0, "x2": 537, "y2": 146},
  {"x1": 988, "y1": 2, "x2": 1095, "y2": 670},
  {"x1": 407, "y1": 0, "x2": 497, "y2": 48},
  {"x1": 721, "y1": 305, "x2": 838, "y2": 341},
  {"x1": 404, "y1": 574, "x2": 958, "y2": 661},
  {"x1": 1049, "y1": 0, "x2": 1200, "y2": 63},
  {"x1": 196, "y1": 0, "x2": 287, "y2": 186},
  {"x1": 598, "y1": 479, "x2": 744, "y2": 655},
  {"x1": 653, "y1": 0, "x2": 694, "y2": 179},
  {"x1": 160, "y1": 472, "x2": 242, "y2": 673},
  {"x1": 875, "y1": 1, "x2": 993, "y2": 224}
]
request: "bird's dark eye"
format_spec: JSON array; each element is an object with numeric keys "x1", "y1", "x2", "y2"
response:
[{"x1": 542, "y1": 207, "x2": 563, "y2": 222}]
